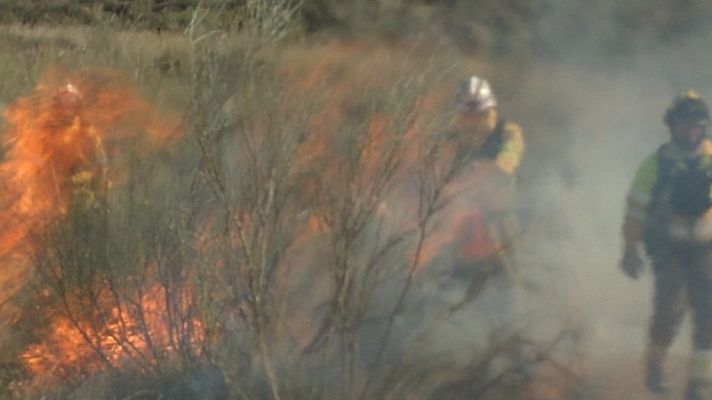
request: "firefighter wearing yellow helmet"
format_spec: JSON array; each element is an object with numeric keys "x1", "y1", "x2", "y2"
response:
[{"x1": 621, "y1": 91, "x2": 712, "y2": 399}]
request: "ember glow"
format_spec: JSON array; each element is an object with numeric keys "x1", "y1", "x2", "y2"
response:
[{"x1": 21, "y1": 283, "x2": 204, "y2": 379}]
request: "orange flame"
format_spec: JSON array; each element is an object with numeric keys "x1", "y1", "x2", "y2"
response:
[
  {"x1": 22, "y1": 284, "x2": 203, "y2": 379},
  {"x1": 0, "y1": 68, "x2": 180, "y2": 259},
  {"x1": 0, "y1": 68, "x2": 183, "y2": 380},
  {"x1": 14, "y1": 43, "x2": 509, "y2": 387}
]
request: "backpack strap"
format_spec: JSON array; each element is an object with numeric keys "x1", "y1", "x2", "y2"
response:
[
  {"x1": 651, "y1": 145, "x2": 712, "y2": 217},
  {"x1": 478, "y1": 118, "x2": 506, "y2": 160},
  {"x1": 651, "y1": 145, "x2": 674, "y2": 206}
]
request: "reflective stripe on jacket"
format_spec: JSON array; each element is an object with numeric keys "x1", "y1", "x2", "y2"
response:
[{"x1": 623, "y1": 139, "x2": 712, "y2": 245}]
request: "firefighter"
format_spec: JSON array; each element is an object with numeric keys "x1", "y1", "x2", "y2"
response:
[
  {"x1": 448, "y1": 75, "x2": 525, "y2": 310},
  {"x1": 453, "y1": 75, "x2": 525, "y2": 177},
  {"x1": 621, "y1": 91, "x2": 712, "y2": 399},
  {"x1": 53, "y1": 83, "x2": 109, "y2": 211},
  {"x1": 47, "y1": 82, "x2": 110, "y2": 265},
  {"x1": 58, "y1": 85, "x2": 112, "y2": 288}
]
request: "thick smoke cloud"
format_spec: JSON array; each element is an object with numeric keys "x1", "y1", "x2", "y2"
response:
[{"x1": 502, "y1": 0, "x2": 712, "y2": 386}]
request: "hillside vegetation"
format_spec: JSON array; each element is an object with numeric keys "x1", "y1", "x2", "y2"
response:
[
  {"x1": 0, "y1": 0, "x2": 710, "y2": 54},
  {"x1": 0, "y1": 1, "x2": 704, "y2": 400}
]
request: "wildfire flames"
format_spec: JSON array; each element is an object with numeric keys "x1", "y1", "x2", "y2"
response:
[
  {"x1": 2, "y1": 46, "x2": 531, "y2": 398},
  {"x1": 21, "y1": 284, "x2": 203, "y2": 379},
  {"x1": 0, "y1": 68, "x2": 177, "y2": 258},
  {"x1": 0, "y1": 68, "x2": 184, "y2": 381}
]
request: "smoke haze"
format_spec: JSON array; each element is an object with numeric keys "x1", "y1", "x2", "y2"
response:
[{"x1": 498, "y1": 2, "x2": 712, "y2": 391}]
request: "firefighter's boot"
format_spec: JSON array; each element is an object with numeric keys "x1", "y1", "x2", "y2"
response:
[
  {"x1": 645, "y1": 344, "x2": 668, "y2": 395},
  {"x1": 686, "y1": 351, "x2": 712, "y2": 400}
]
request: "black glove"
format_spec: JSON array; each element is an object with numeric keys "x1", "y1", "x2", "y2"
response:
[{"x1": 620, "y1": 245, "x2": 646, "y2": 279}]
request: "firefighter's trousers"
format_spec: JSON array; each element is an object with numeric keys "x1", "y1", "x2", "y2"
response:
[{"x1": 649, "y1": 243, "x2": 712, "y2": 352}]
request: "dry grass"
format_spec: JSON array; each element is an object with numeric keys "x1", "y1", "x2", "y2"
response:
[{"x1": 0, "y1": 3, "x2": 586, "y2": 400}]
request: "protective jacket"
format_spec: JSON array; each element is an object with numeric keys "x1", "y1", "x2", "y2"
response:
[
  {"x1": 469, "y1": 119, "x2": 525, "y2": 176},
  {"x1": 450, "y1": 118, "x2": 524, "y2": 261},
  {"x1": 67, "y1": 117, "x2": 108, "y2": 212},
  {"x1": 624, "y1": 139, "x2": 712, "y2": 248}
]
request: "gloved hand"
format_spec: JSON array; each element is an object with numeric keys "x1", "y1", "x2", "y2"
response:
[{"x1": 620, "y1": 244, "x2": 646, "y2": 279}]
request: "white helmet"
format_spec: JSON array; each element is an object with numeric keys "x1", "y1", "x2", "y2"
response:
[
  {"x1": 456, "y1": 75, "x2": 497, "y2": 113},
  {"x1": 53, "y1": 82, "x2": 82, "y2": 106}
]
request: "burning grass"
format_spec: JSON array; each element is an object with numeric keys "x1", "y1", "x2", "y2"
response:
[
  {"x1": 0, "y1": 68, "x2": 179, "y2": 256},
  {"x1": 0, "y1": 67, "x2": 188, "y2": 390},
  {"x1": 0, "y1": 25, "x2": 581, "y2": 400},
  {"x1": 22, "y1": 283, "x2": 204, "y2": 379}
]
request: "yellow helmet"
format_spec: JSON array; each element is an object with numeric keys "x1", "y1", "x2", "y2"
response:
[{"x1": 664, "y1": 90, "x2": 710, "y2": 127}]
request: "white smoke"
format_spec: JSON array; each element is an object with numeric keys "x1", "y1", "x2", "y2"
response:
[{"x1": 502, "y1": 5, "x2": 712, "y2": 389}]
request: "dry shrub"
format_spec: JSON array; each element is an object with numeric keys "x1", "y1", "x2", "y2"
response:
[{"x1": 0, "y1": 3, "x2": 583, "y2": 400}]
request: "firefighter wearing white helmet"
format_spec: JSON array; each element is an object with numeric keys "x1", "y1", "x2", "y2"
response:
[
  {"x1": 453, "y1": 76, "x2": 524, "y2": 175},
  {"x1": 621, "y1": 91, "x2": 712, "y2": 399},
  {"x1": 447, "y1": 75, "x2": 525, "y2": 309}
]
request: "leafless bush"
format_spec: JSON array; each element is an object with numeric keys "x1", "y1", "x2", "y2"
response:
[
  {"x1": 25, "y1": 149, "x2": 203, "y2": 376},
  {"x1": 0, "y1": 3, "x2": 586, "y2": 400}
]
